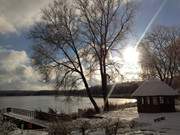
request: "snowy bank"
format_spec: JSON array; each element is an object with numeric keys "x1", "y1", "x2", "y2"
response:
[
  {"x1": 134, "y1": 112, "x2": 180, "y2": 135},
  {"x1": 2, "y1": 107, "x2": 180, "y2": 135},
  {"x1": 9, "y1": 130, "x2": 48, "y2": 135},
  {"x1": 48, "y1": 107, "x2": 158, "y2": 135},
  {"x1": 69, "y1": 107, "x2": 180, "y2": 135}
]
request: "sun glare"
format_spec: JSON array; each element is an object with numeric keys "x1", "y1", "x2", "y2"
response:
[
  {"x1": 121, "y1": 46, "x2": 141, "y2": 81},
  {"x1": 123, "y1": 46, "x2": 139, "y2": 65}
]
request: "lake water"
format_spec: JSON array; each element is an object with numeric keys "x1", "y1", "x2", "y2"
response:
[{"x1": 0, "y1": 96, "x2": 136, "y2": 114}]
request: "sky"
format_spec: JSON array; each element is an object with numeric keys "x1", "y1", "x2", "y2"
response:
[{"x1": 0, "y1": 0, "x2": 180, "y2": 90}]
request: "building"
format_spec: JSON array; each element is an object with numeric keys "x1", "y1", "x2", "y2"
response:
[{"x1": 132, "y1": 79, "x2": 178, "y2": 113}]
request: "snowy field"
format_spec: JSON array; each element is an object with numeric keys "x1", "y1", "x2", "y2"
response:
[
  {"x1": 9, "y1": 130, "x2": 48, "y2": 135},
  {"x1": 2, "y1": 107, "x2": 180, "y2": 135},
  {"x1": 134, "y1": 112, "x2": 180, "y2": 135},
  {"x1": 87, "y1": 107, "x2": 180, "y2": 135},
  {"x1": 102, "y1": 107, "x2": 180, "y2": 135}
]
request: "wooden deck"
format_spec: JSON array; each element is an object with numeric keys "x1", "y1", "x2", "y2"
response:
[
  {"x1": 2, "y1": 108, "x2": 50, "y2": 128},
  {"x1": 3, "y1": 112, "x2": 49, "y2": 128}
]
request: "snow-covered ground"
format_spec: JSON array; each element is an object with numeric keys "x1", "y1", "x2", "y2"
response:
[
  {"x1": 2, "y1": 107, "x2": 180, "y2": 135},
  {"x1": 101, "y1": 107, "x2": 180, "y2": 135},
  {"x1": 9, "y1": 130, "x2": 48, "y2": 135},
  {"x1": 92, "y1": 107, "x2": 180, "y2": 135},
  {"x1": 99, "y1": 107, "x2": 138, "y2": 121},
  {"x1": 134, "y1": 112, "x2": 180, "y2": 135}
]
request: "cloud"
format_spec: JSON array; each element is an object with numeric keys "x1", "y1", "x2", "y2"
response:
[
  {"x1": 0, "y1": 0, "x2": 51, "y2": 34},
  {"x1": 0, "y1": 0, "x2": 142, "y2": 34},
  {"x1": 0, "y1": 16, "x2": 16, "y2": 34},
  {"x1": 0, "y1": 49, "x2": 53, "y2": 90}
]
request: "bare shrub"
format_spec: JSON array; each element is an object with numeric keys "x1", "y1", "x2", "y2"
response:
[
  {"x1": 0, "y1": 121, "x2": 17, "y2": 135},
  {"x1": 48, "y1": 121, "x2": 70, "y2": 135}
]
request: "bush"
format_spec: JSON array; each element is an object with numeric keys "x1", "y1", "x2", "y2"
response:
[
  {"x1": 48, "y1": 108, "x2": 57, "y2": 114},
  {"x1": 0, "y1": 121, "x2": 17, "y2": 135},
  {"x1": 48, "y1": 121, "x2": 70, "y2": 135}
]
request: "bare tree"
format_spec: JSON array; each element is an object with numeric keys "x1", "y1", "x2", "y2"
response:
[
  {"x1": 139, "y1": 25, "x2": 180, "y2": 86},
  {"x1": 76, "y1": 0, "x2": 135, "y2": 111},
  {"x1": 30, "y1": 0, "x2": 135, "y2": 112}
]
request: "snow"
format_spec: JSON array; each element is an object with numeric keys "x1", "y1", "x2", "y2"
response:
[
  {"x1": 99, "y1": 107, "x2": 138, "y2": 121},
  {"x1": 90, "y1": 107, "x2": 180, "y2": 135},
  {"x1": 9, "y1": 130, "x2": 48, "y2": 135},
  {"x1": 2, "y1": 106, "x2": 180, "y2": 134},
  {"x1": 134, "y1": 112, "x2": 180, "y2": 135},
  {"x1": 132, "y1": 79, "x2": 178, "y2": 96}
]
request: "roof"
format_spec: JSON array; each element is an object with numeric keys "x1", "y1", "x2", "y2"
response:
[{"x1": 132, "y1": 79, "x2": 178, "y2": 97}]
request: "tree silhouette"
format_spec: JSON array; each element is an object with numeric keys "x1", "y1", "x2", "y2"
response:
[
  {"x1": 30, "y1": 0, "x2": 135, "y2": 112},
  {"x1": 139, "y1": 25, "x2": 180, "y2": 86}
]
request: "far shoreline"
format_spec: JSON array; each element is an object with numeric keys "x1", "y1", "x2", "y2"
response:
[
  {"x1": 0, "y1": 94, "x2": 134, "y2": 99},
  {"x1": 0, "y1": 90, "x2": 135, "y2": 99}
]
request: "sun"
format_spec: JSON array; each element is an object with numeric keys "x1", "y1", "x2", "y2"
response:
[
  {"x1": 123, "y1": 46, "x2": 139, "y2": 65},
  {"x1": 110, "y1": 46, "x2": 141, "y2": 81},
  {"x1": 121, "y1": 46, "x2": 141, "y2": 81}
]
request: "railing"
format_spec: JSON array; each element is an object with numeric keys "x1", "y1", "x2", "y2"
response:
[
  {"x1": 1, "y1": 108, "x2": 71, "y2": 122},
  {"x1": 2, "y1": 108, "x2": 36, "y2": 119},
  {"x1": 11, "y1": 108, "x2": 36, "y2": 119},
  {"x1": 0, "y1": 108, "x2": 7, "y2": 114},
  {"x1": 1, "y1": 108, "x2": 50, "y2": 128}
]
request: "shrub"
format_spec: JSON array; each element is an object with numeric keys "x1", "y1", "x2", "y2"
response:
[
  {"x1": 0, "y1": 121, "x2": 17, "y2": 135},
  {"x1": 48, "y1": 121, "x2": 70, "y2": 135}
]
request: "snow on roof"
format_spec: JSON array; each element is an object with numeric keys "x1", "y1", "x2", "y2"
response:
[{"x1": 132, "y1": 79, "x2": 178, "y2": 97}]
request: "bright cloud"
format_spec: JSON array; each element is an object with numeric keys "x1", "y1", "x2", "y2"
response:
[
  {"x1": 0, "y1": 49, "x2": 53, "y2": 90},
  {"x1": 0, "y1": 0, "x2": 142, "y2": 34},
  {"x1": 0, "y1": 0, "x2": 51, "y2": 34},
  {"x1": 0, "y1": 16, "x2": 16, "y2": 33}
]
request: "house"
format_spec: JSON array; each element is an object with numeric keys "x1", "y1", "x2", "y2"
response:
[{"x1": 132, "y1": 79, "x2": 178, "y2": 113}]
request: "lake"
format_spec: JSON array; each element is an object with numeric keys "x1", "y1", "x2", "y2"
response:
[{"x1": 0, "y1": 96, "x2": 136, "y2": 114}]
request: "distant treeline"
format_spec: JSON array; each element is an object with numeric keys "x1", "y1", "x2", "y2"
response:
[{"x1": 0, "y1": 82, "x2": 140, "y2": 98}]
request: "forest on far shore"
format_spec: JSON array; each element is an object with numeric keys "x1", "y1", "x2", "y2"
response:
[{"x1": 0, "y1": 82, "x2": 139, "y2": 98}]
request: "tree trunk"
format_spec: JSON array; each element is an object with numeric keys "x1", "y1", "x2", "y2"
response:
[
  {"x1": 102, "y1": 74, "x2": 109, "y2": 111},
  {"x1": 101, "y1": 57, "x2": 109, "y2": 111},
  {"x1": 81, "y1": 74, "x2": 100, "y2": 113}
]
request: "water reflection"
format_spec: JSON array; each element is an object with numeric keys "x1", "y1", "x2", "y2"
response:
[{"x1": 0, "y1": 96, "x2": 136, "y2": 114}]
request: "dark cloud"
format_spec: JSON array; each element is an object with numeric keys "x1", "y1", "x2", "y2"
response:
[
  {"x1": 0, "y1": 49, "x2": 53, "y2": 90},
  {"x1": 0, "y1": 0, "x2": 51, "y2": 33}
]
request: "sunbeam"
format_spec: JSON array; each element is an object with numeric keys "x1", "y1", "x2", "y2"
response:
[
  {"x1": 104, "y1": 0, "x2": 168, "y2": 110},
  {"x1": 135, "y1": 0, "x2": 167, "y2": 49}
]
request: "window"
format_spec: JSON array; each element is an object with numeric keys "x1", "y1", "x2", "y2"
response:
[
  {"x1": 166, "y1": 98, "x2": 170, "y2": 104},
  {"x1": 138, "y1": 97, "x2": 141, "y2": 104},
  {"x1": 153, "y1": 97, "x2": 158, "y2": 105},
  {"x1": 159, "y1": 97, "x2": 164, "y2": 104},
  {"x1": 147, "y1": 97, "x2": 150, "y2": 104},
  {"x1": 142, "y1": 97, "x2": 144, "y2": 104}
]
